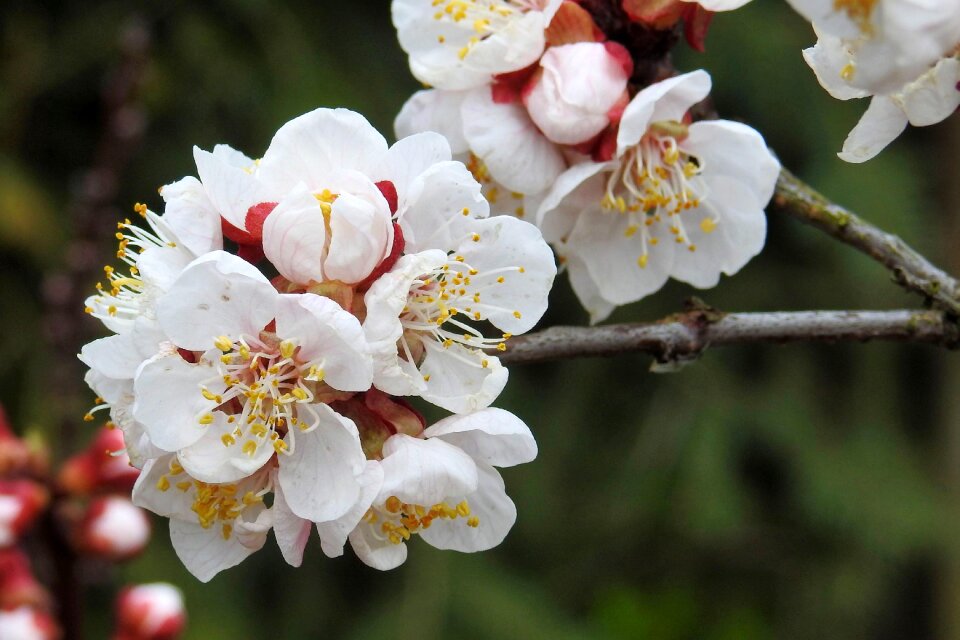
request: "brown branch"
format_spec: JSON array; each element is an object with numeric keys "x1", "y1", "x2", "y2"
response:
[
  {"x1": 771, "y1": 168, "x2": 960, "y2": 316},
  {"x1": 500, "y1": 309, "x2": 960, "y2": 366}
]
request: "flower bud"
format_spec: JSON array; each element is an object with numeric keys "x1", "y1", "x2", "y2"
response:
[
  {"x1": 0, "y1": 607, "x2": 60, "y2": 640},
  {"x1": 0, "y1": 480, "x2": 49, "y2": 548},
  {"x1": 523, "y1": 42, "x2": 632, "y2": 145},
  {"x1": 114, "y1": 583, "x2": 185, "y2": 640},
  {"x1": 76, "y1": 497, "x2": 150, "y2": 561},
  {"x1": 0, "y1": 407, "x2": 34, "y2": 477},
  {"x1": 0, "y1": 548, "x2": 49, "y2": 611},
  {"x1": 58, "y1": 427, "x2": 139, "y2": 496}
]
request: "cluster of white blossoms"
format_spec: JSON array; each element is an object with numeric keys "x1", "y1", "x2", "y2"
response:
[
  {"x1": 393, "y1": 0, "x2": 780, "y2": 321},
  {"x1": 80, "y1": 108, "x2": 555, "y2": 581},
  {"x1": 787, "y1": 0, "x2": 960, "y2": 162}
]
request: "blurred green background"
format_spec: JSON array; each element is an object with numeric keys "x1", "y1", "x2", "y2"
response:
[{"x1": 2, "y1": 0, "x2": 959, "y2": 638}]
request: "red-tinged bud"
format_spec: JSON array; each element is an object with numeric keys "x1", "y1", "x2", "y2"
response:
[
  {"x1": 356, "y1": 223, "x2": 406, "y2": 292},
  {"x1": 545, "y1": 0, "x2": 605, "y2": 45},
  {"x1": 0, "y1": 407, "x2": 33, "y2": 478},
  {"x1": 622, "y1": 0, "x2": 686, "y2": 28},
  {"x1": 0, "y1": 480, "x2": 48, "y2": 547},
  {"x1": 683, "y1": 4, "x2": 713, "y2": 52},
  {"x1": 374, "y1": 181, "x2": 399, "y2": 215},
  {"x1": 0, "y1": 607, "x2": 60, "y2": 640},
  {"x1": 0, "y1": 549, "x2": 49, "y2": 611},
  {"x1": 114, "y1": 583, "x2": 185, "y2": 640},
  {"x1": 363, "y1": 389, "x2": 426, "y2": 438},
  {"x1": 58, "y1": 427, "x2": 139, "y2": 496},
  {"x1": 220, "y1": 202, "x2": 278, "y2": 264},
  {"x1": 332, "y1": 390, "x2": 426, "y2": 459},
  {"x1": 244, "y1": 202, "x2": 278, "y2": 240},
  {"x1": 76, "y1": 497, "x2": 150, "y2": 561},
  {"x1": 490, "y1": 63, "x2": 539, "y2": 104},
  {"x1": 603, "y1": 41, "x2": 634, "y2": 79}
]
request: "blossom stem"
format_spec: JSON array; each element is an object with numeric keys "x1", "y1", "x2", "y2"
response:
[
  {"x1": 500, "y1": 309, "x2": 960, "y2": 366},
  {"x1": 772, "y1": 168, "x2": 960, "y2": 316}
]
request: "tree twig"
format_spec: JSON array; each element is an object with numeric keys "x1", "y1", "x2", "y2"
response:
[
  {"x1": 771, "y1": 168, "x2": 960, "y2": 316},
  {"x1": 500, "y1": 309, "x2": 960, "y2": 366}
]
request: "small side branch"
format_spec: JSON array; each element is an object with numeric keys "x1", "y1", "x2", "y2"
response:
[
  {"x1": 500, "y1": 309, "x2": 960, "y2": 365},
  {"x1": 772, "y1": 168, "x2": 960, "y2": 315}
]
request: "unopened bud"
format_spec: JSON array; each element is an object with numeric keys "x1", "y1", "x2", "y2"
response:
[
  {"x1": 0, "y1": 549, "x2": 49, "y2": 611},
  {"x1": 0, "y1": 480, "x2": 49, "y2": 548},
  {"x1": 58, "y1": 427, "x2": 139, "y2": 495},
  {"x1": 77, "y1": 497, "x2": 150, "y2": 561},
  {"x1": 0, "y1": 607, "x2": 60, "y2": 640},
  {"x1": 115, "y1": 583, "x2": 185, "y2": 640}
]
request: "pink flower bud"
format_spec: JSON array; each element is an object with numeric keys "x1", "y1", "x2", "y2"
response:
[
  {"x1": 0, "y1": 549, "x2": 49, "y2": 611},
  {"x1": 0, "y1": 607, "x2": 60, "y2": 640},
  {"x1": 77, "y1": 497, "x2": 150, "y2": 561},
  {"x1": 523, "y1": 42, "x2": 632, "y2": 145},
  {"x1": 114, "y1": 583, "x2": 185, "y2": 640},
  {"x1": 0, "y1": 481, "x2": 48, "y2": 548},
  {"x1": 58, "y1": 427, "x2": 139, "y2": 496}
]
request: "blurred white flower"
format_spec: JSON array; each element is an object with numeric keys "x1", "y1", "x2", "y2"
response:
[
  {"x1": 0, "y1": 607, "x2": 57, "y2": 640},
  {"x1": 77, "y1": 496, "x2": 151, "y2": 560},
  {"x1": 115, "y1": 583, "x2": 186, "y2": 639}
]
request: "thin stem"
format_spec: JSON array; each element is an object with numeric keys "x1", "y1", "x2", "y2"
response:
[
  {"x1": 500, "y1": 309, "x2": 960, "y2": 366},
  {"x1": 772, "y1": 168, "x2": 960, "y2": 316}
]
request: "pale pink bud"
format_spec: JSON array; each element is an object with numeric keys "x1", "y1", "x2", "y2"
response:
[
  {"x1": 523, "y1": 41, "x2": 632, "y2": 145},
  {"x1": 58, "y1": 427, "x2": 139, "y2": 496},
  {"x1": 77, "y1": 497, "x2": 150, "y2": 561},
  {"x1": 0, "y1": 481, "x2": 49, "y2": 548},
  {"x1": 114, "y1": 583, "x2": 185, "y2": 640},
  {"x1": 0, "y1": 607, "x2": 60, "y2": 640}
]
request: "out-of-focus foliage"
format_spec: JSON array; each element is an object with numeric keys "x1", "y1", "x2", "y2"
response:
[{"x1": 1, "y1": 0, "x2": 957, "y2": 637}]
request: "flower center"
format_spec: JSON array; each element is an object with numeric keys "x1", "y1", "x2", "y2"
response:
[
  {"x1": 199, "y1": 334, "x2": 326, "y2": 458},
  {"x1": 154, "y1": 458, "x2": 265, "y2": 539},
  {"x1": 363, "y1": 494, "x2": 479, "y2": 544},
  {"x1": 833, "y1": 0, "x2": 877, "y2": 34},
  {"x1": 601, "y1": 122, "x2": 713, "y2": 269}
]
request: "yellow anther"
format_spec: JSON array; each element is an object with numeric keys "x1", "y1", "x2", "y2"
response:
[
  {"x1": 840, "y1": 63, "x2": 855, "y2": 81},
  {"x1": 467, "y1": 516, "x2": 480, "y2": 527},
  {"x1": 471, "y1": 233, "x2": 481, "y2": 242},
  {"x1": 214, "y1": 335, "x2": 233, "y2": 351},
  {"x1": 456, "y1": 500, "x2": 470, "y2": 517},
  {"x1": 386, "y1": 496, "x2": 402, "y2": 513},
  {"x1": 156, "y1": 475, "x2": 170, "y2": 492},
  {"x1": 423, "y1": 374, "x2": 431, "y2": 381},
  {"x1": 83, "y1": 413, "x2": 94, "y2": 422},
  {"x1": 700, "y1": 218, "x2": 717, "y2": 234},
  {"x1": 169, "y1": 460, "x2": 184, "y2": 475},
  {"x1": 497, "y1": 343, "x2": 507, "y2": 352},
  {"x1": 496, "y1": 276, "x2": 505, "y2": 283},
  {"x1": 201, "y1": 389, "x2": 222, "y2": 403},
  {"x1": 242, "y1": 441, "x2": 258, "y2": 456},
  {"x1": 461, "y1": 207, "x2": 470, "y2": 216},
  {"x1": 273, "y1": 439, "x2": 288, "y2": 453},
  {"x1": 292, "y1": 387, "x2": 308, "y2": 401},
  {"x1": 176, "y1": 481, "x2": 191, "y2": 492},
  {"x1": 222, "y1": 523, "x2": 233, "y2": 540},
  {"x1": 279, "y1": 339, "x2": 296, "y2": 359},
  {"x1": 624, "y1": 225, "x2": 639, "y2": 238},
  {"x1": 638, "y1": 254, "x2": 649, "y2": 269},
  {"x1": 513, "y1": 310, "x2": 522, "y2": 319},
  {"x1": 221, "y1": 434, "x2": 236, "y2": 447},
  {"x1": 198, "y1": 414, "x2": 214, "y2": 425},
  {"x1": 515, "y1": 206, "x2": 525, "y2": 217}
]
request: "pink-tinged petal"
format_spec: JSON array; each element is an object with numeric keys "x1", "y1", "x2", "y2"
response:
[
  {"x1": 262, "y1": 187, "x2": 328, "y2": 285},
  {"x1": 399, "y1": 161, "x2": 489, "y2": 253},
  {"x1": 272, "y1": 476, "x2": 312, "y2": 568},
  {"x1": 79, "y1": 333, "x2": 143, "y2": 381},
  {"x1": 374, "y1": 131, "x2": 453, "y2": 204},
  {"x1": 419, "y1": 340, "x2": 509, "y2": 414},
  {"x1": 257, "y1": 108, "x2": 388, "y2": 193},
  {"x1": 160, "y1": 176, "x2": 223, "y2": 255},
  {"x1": 348, "y1": 521, "x2": 408, "y2": 570},
  {"x1": 275, "y1": 293, "x2": 372, "y2": 392},
  {"x1": 132, "y1": 352, "x2": 224, "y2": 452},
  {"x1": 525, "y1": 42, "x2": 630, "y2": 145},
  {"x1": 169, "y1": 517, "x2": 264, "y2": 583},
  {"x1": 566, "y1": 205, "x2": 676, "y2": 305},
  {"x1": 419, "y1": 463, "x2": 516, "y2": 552},
  {"x1": 178, "y1": 413, "x2": 273, "y2": 483},
  {"x1": 317, "y1": 461, "x2": 384, "y2": 558},
  {"x1": 684, "y1": 120, "x2": 781, "y2": 206},
  {"x1": 378, "y1": 434, "x2": 479, "y2": 505},
  {"x1": 802, "y1": 35, "x2": 870, "y2": 101},
  {"x1": 456, "y1": 215, "x2": 556, "y2": 334},
  {"x1": 325, "y1": 192, "x2": 394, "y2": 284},
  {"x1": 193, "y1": 147, "x2": 270, "y2": 228},
  {"x1": 278, "y1": 404, "x2": 365, "y2": 522},
  {"x1": 561, "y1": 248, "x2": 617, "y2": 324},
  {"x1": 424, "y1": 408, "x2": 537, "y2": 467},
  {"x1": 462, "y1": 88, "x2": 566, "y2": 194},
  {"x1": 395, "y1": 90, "x2": 470, "y2": 154},
  {"x1": 157, "y1": 251, "x2": 277, "y2": 351},
  {"x1": 902, "y1": 57, "x2": 960, "y2": 127},
  {"x1": 618, "y1": 70, "x2": 712, "y2": 149},
  {"x1": 838, "y1": 96, "x2": 909, "y2": 163}
]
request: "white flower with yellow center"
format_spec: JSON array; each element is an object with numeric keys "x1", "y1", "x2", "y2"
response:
[
  {"x1": 363, "y1": 213, "x2": 555, "y2": 414},
  {"x1": 132, "y1": 251, "x2": 372, "y2": 527},
  {"x1": 393, "y1": 0, "x2": 563, "y2": 91},
  {"x1": 536, "y1": 70, "x2": 780, "y2": 322},
  {"x1": 346, "y1": 408, "x2": 537, "y2": 570}
]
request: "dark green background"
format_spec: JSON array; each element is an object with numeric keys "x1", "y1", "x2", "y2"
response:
[{"x1": 2, "y1": 0, "x2": 958, "y2": 637}]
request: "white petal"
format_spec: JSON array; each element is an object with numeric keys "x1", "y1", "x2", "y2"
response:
[
  {"x1": 170, "y1": 518, "x2": 264, "y2": 583},
  {"x1": 461, "y1": 88, "x2": 566, "y2": 195},
  {"x1": 317, "y1": 461, "x2": 384, "y2": 558},
  {"x1": 261, "y1": 187, "x2": 328, "y2": 285},
  {"x1": 160, "y1": 176, "x2": 223, "y2": 255},
  {"x1": 838, "y1": 96, "x2": 909, "y2": 163},
  {"x1": 618, "y1": 70, "x2": 712, "y2": 149},
  {"x1": 802, "y1": 36, "x2": 870, "y2": 101},
  {"x1": 136, "y1": 245, "x2": 194, "y2": 293},
  {"x1": 423, "y1": 408, "x2": 537, "y2": 467},
  {"x1": 348, "y1": 522, "x2": 408, "y2": 570},
  {"x1": 680, "y1": 0, "x2": 751, "y2": 9},
  {"x1": 325, "y1": 191, "x2": 393, "y2": 284},
  {"x1": 378, "y1": 434, "x2": 479, "y2": 506},
  {"x1": 562, "y1": 249, "x2": 617, "y2": 324},
  {"x1": 394, "y1": 90, "x2": 470, "y2": 154},
  {"x1": 132, "y1": 351, "x2": 224, "y2": 452},
  {"x1": 193, "y1": 147, "x2": 271, "y2": 228},
  {"x1": 79, "y1": 333, "x2": 143, "y2": 381},
  {"x1": 177, "y1": 413, "x2": 273, "y2": 483},
  {"x1": 684, "y1": 120, "x2": 781, "y2": 207},
  {"x1": 536, "y1": 161, "x2": 614, "y2": 243},
  {"x1": 419, "y1": 340, "x2": 509, "y2": 414},
  {"x1": 131, "y1": 456, "x2": 190, "y2": 518},
  {"x1": 398, "y1": 161, "x2": 489, "y2": 254},
  {"x1": 272, "y1": 477, "x2": 312, "y2": 568},
  {"x1": 257, "y1": 108, "x2": 388, "y2": 193},
  {"x1": 278, "y1": 404, "x2": 366, "y2": 522},
  {"x1": 420, "y1": 463, "x2": 516, "y2": 552},
  {"x1": 374, "y1": 131, "x2": 453, "y2": 204},
  {"x1": 275, "y1": 293, "x2": 373, "y2": 392},
  {"x1": 157, "y1": 251, "x2": 277, "y2": 351},
  {"x1": 901, "y1": 56, "x2": 960, "y2": 127}
]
